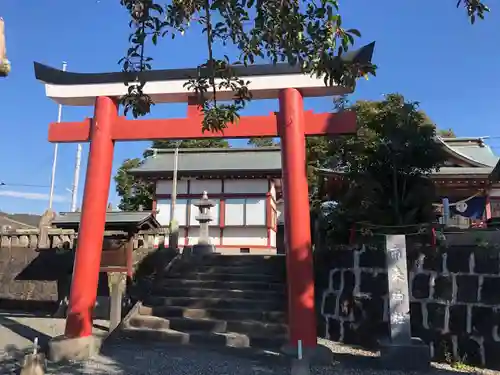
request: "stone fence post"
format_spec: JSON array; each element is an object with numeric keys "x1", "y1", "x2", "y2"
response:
[{"x1": 38, "y1": 209, "x2": 55, "y2": 248}]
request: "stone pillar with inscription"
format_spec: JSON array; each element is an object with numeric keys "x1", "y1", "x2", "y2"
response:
[
  {"x1": 379, "y1": 234, "x2": 430, "y2": 371},
  {"x1": 191, "y1": 191, "x2": 216, "y2": 256}
]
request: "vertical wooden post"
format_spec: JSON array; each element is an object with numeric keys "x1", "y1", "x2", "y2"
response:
[
  {"x1": 278, "y1": 88, "x2": 316, "y2": 348},
  {"x1": 65, "y1": 96, "x2": 117, "y2": 338}
]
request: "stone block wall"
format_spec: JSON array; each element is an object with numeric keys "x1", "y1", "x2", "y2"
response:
[
  {"x1": 316, "y1": 242, "x2": 500, "y2": 368},
  {"x1": 0, "y1": 228, "x2": 168, "y2": 313}
]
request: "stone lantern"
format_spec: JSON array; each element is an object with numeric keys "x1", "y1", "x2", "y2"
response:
[{"x1": 192, "y1": 191, "x2": 216, "y2": 255}]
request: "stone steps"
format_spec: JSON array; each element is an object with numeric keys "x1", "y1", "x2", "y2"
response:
[
  {"x1": 127, "y1": 313, "x2": 288, "y2": 335},
  {"x1": 157, "y1": 278, "x2": 286, "y2": 292},
  {"x1": 196, "y1": 254, "x2": 285, "y2": 267},
  {"x1": 150, "y1": 286, "x2": 286, "y2": 300},
  {"x1": 119, "y1": 254, "x2": 288, "y2": 350},
  {"x1": 139, "y1": 304, "x2": 287, "y2": 324},
  {"x1": 192, "y1": 265, "x2": 283, "y2": 275},
  {"x1": 120, "y1": 326, "x2": 287, "y2": 349},
  {"x1": 145, "y1": 295, "x2": 286, "y2": 311},
  {"x1": 165, "y1": 272, "x2": 283, "y2": 283}
]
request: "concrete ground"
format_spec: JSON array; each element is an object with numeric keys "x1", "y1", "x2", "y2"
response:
[{"x1": 0, "y1": 311, "x2": 496, "y2": 375}]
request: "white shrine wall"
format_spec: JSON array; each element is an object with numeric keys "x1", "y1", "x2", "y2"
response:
[{"x1": 154, "y1": 178, "x2": 278, "y2": 252}]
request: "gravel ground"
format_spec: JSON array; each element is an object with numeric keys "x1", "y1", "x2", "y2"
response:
[
  {"x1": 2, "y1": 339, "x2": 497, "y2": 375},
  {"x1": 0, "y1": 313, "x2": 497, "y2": 375},
  {"x1": 0, "y1": 311, "x2": 109, "y2": 351}
]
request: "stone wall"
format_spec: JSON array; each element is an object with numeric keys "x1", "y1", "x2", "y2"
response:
[
  {"x1": 0, "y1": 228, "x2": 168, "y2": 313},
  {"x1": 316, "y1": 242, "x2": 500, "y2": 368}
]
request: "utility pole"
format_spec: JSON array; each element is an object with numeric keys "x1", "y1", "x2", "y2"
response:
[
  {"x1": 70, "y1": 143, "x2": 82, "y2": 212},
  {"x1": 169, "y1": 143, "x2": 180, "y2": 249},
  {"x1": 170, "y1": 145, "x2": 179, "y2": 221},
  {"x1": 48, "y1": 61, "x2": 67, "y2": 209}
]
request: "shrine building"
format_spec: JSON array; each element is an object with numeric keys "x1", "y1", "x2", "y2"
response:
[
  {"x1": 318, "y1": 136, "x2": 500, "y2": 228},
  {"x1": 129, "y1": 147, "x2": 284, "y2": 252}
]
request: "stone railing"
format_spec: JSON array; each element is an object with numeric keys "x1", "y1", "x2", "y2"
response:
[
  {"x1": 0, "y1": 228, "x2": 168, "y2": 250},
  {"x1": 315, "y1": 242, "x2": 500, "y2": 369}
]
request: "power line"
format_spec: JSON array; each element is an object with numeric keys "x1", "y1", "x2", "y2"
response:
[{"x1": 0, "y1": 182, "x2": 51, "y2": 188}]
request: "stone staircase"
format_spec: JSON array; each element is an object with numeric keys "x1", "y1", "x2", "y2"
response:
[{"x1": 120, "y1": 254, "x2": 288, "y2": 350}]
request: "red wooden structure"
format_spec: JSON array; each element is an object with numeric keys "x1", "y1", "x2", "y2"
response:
[
  {"x1": 50, "y1": 92, "x2": 356, "y2": 349},
  {"x1": 35, "y1": 52, "x2": 376, "y2": 349}
]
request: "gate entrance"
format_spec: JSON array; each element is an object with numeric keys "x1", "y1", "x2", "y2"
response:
[{"x1": 34, "y1": 45, "x2": 373, "y2": 349}]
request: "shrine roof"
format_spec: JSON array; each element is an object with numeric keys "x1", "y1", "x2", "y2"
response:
[
  {"x1": 440, "y1": 137, "x2": 499, "y2": 167},
  {"x1": 52, "y1": 211, "x2": 160, "y2": 231},
  {"x1": 316, "y1": 167, "x2": 493, "y2": 178},
  {"x1": 129, "y1": 147, "x2": 282, "y2": 178}
]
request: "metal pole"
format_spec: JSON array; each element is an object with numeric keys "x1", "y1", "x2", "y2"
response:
[
  {"x1": 169, "y1": 143, "x2": 180, "y2": 249},
  {"x1": 170, "y1": 146, "x2": 179, "y2": 220},
  {"x1": 48, "y1": 61, "x2": 67, "y2": 209},
  {"x1": 70, "y1": 144, "x2": 82, "y2": 211}
]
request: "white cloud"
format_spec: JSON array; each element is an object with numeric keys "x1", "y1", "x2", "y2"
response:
[{"x1": 0, "y1": 190, "x2": 69, "y2": 202}]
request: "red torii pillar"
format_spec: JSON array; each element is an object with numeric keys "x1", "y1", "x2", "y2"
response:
[
  {"x1": 52, "y1": 90, "x2": 356, "y2": 349},
  {"x1": 65, "y1": 96, "x2": 118, "y2": 338}
]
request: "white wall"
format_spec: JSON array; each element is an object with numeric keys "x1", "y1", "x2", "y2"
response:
[
  {"x1": 154, "y1": 178, "x2": 274, "y2": 248},
  {"x1": 269, "y1": 230, "x2": 276, "y2": 247},
  {"x1": 157, "y1": 198, "x2": 219, "y2": 226},
  {"x1": 224, "y1": 179, "x2": 268, "y2": 194},
  {"x1": 156, "y1": 179, "x2": 225, "y2": 196},
  {"x1": 190, "y1": 180, "x2": 223, "y2": 195},
  {"x1": 188, "y1": 227, "x2": 220, "y2": 245},
  {"x1": 225, "y1": 198, "x2": 266, "y2": 226},
  {"x1": 156, "y1": 199, "x2": 190, "y2": 226},
  {"x1": 156, "y1": 180, "x2": 188, "y2": 195},
  {"x1": 156, "y1": 179, "x2": 269, "y2": 195},
  {"x1": 222, "y1": 227, "x2": 268, "y2": 246}
]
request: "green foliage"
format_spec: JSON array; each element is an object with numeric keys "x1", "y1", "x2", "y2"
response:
[
  {"x1": 118, "y1": 0, "x2": 488, "y2": 132},
  {"x1": 144, "y1": 138, "x2": 230, "y2": 156},
  {"x1": 246, "y1": 136, "x2": 331, "y2": 204},
  {"x1": 115, "y1": 138, "x2": 230, "y2": 211},
  {"x1": 114, "y1": 158, "x2": 155, "y2": 211},
  {"x1": 325, "y1": 94, "x2": 447, "y2": 240},
  {"x1": 247, "y1": 138, "x2": 279, "y2": 147},
  {"x1": 437, "y1": 128, "x2": 456, "y2": 138}
]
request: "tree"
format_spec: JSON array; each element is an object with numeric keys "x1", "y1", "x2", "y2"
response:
[
  {"x1": 119, "y1": 1, "x2": 489, "y2": 131},
  {"x1": 437, "y1": 128, "x2": 457, "y2": 138},
  {"x1": 152, "y1": 139, "x2": 230, "y2": 149},
  {"x1": 144, "y1": 138, "x2": 230, "y2": 156},
  {"x1": 325, "y1": 94, "x2": 446, "y2": 240},
  {"x1": 115, "y1": 138, "x2": 230, "y2": 210},
  {"x1": 114, "y1": 158, "x2": 155, "y2": 211},
  {"x1": 247, "y1": 138, "x2": 279, "y2": 147}
]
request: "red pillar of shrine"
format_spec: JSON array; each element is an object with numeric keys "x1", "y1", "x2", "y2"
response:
[
  {"x1": 65, "y1": 96, "x2": 117, "y2": 338},
  {"x1": 278, "y1": 88, "x2": 317, "y2": 348}
]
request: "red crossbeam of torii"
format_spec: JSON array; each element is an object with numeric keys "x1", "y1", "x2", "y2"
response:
[{"x1": 48, "y1": 107, "x2": 356, "y2": 143}]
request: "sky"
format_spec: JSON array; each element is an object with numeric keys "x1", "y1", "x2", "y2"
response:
[{"x1": 0, "y1": 0, "x2": 499, "y2": 215}]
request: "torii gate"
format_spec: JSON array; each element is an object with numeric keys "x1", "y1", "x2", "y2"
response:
[{"x1": 34, "y1": 43, "x2": 373, "y2": 352}]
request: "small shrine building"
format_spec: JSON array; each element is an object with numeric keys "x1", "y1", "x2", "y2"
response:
[
  {"x1": 129, "y1": 147, "x2": 283, "y2": 252},
  {"x1": 318, "y1": 137, "x2": 500, "y2": 228}
]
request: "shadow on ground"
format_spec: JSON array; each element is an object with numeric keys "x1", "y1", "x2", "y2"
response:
[{"x1": 0, "y1": 339, "x2": 486, "y2": 375}]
